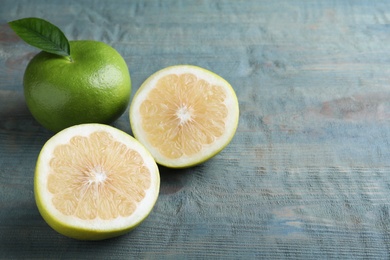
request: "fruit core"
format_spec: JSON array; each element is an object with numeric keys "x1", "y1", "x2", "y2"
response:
[{"x1": 176, "y1": 104, "x2": 194, "y2": 125}]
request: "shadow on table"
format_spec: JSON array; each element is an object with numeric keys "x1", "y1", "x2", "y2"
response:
[
  {"x1": 0, "y1": 207, "x2": 145, "y2": 258},
  {"x1": 0, "y1": 89, "x2": 50, "y2": 135},
  {"x1": 158, "y1": 164, "x2": 206, "y2": 195}
]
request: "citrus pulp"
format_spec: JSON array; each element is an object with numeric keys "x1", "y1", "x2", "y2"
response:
[
  {"x1": 34, "y1": 123, "x2": 160, "y2": 240},
  {"x1": 130, "y1": 65, "x2": 239, "y2": 168}
]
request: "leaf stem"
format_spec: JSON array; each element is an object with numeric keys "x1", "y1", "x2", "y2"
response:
[{"x1": 68, "y1": 55, "x2": 74, "y2": 63}]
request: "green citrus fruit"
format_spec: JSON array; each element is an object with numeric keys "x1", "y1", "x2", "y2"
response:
[
  {"x1": 130, "y1": 65, "x2": 239, "y2": 168},
  {"x1": 34, "y1": 123, "x2": 160, "y2": 240},
  {"x1": 24, "y1": 40, "x2": 131, "y2": 132}
]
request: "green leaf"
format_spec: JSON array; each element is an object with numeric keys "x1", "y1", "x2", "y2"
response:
[{"x1": 8, "y1": 17, "x2": 70, "y2": 58}]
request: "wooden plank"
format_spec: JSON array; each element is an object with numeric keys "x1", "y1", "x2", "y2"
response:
[{"x1": 1, "y1": 0, "x2": 390, "y2": 258}]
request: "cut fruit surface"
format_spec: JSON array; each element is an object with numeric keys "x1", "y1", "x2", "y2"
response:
[
  {"x1": 130, "y1": 65, "x2": 239, "y2": 168},
  {"x1": 34, "y1": 124, "x2": 160, "y2": 240}
]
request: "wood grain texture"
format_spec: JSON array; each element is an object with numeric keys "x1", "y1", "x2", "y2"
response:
[{"x1": 1, "y1": 0, "x2": 390, "y2": 258}]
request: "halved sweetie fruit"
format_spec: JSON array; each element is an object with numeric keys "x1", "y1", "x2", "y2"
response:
[
  {"x1": 34, "y1": 123, "x2": 160, "y2": 240},
  {"x1": 130, "y1": 65, "x2": 239, "y2": 168}
]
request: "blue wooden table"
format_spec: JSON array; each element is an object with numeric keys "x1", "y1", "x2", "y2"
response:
[{"x1": 2, "y1": 0, "x2": 390, "y2": 258}]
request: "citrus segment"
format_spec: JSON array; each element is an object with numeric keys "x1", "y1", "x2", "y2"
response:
[
  {"x1": 130, "y1": 65, "x2": 239, "y2": 168},
  {"x1": 34, "y1": 124, "x2": 160, "y2": 240}
]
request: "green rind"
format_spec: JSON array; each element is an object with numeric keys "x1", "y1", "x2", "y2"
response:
[{"x1": 24, "y1": 40, "x2": 131, "y2": 132}]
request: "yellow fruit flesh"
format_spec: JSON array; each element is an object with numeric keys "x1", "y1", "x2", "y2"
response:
[
  {"x1": 47, "y1": 131, "x2": 151, "y2": 220},
  {"x1": 139, "y1": 73, "x2": 228, "y2": 159}
]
